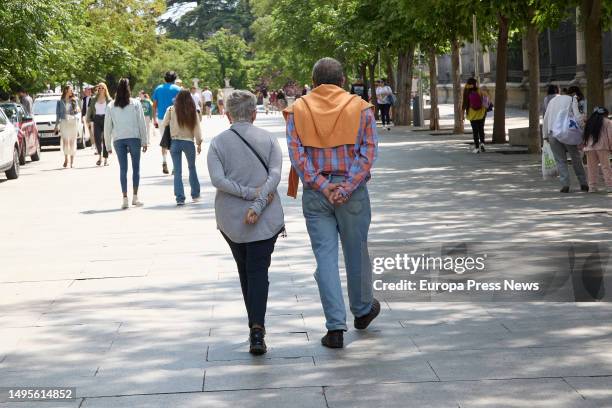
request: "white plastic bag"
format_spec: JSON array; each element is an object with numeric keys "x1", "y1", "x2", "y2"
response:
[
  {"x1": 542, "y1": 141, "x2": 558, "y2": 180},
  {"x1": 551, "y1": 97, "x2": 583, "y2": 145}
]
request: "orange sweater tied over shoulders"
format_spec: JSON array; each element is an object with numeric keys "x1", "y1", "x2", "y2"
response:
[{"x1": 283, "y1": 84, "x2": 373, "y2": 198}]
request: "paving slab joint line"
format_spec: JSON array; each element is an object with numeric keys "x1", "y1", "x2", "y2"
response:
[
  {"x1": 426, "y1": 360, "x2": 441, "y2": 381},
  {"x1": 562, "y1": 377, "x2": 587, "y2": 400},
  {"x1": 202, "y1": 370, "x2": 206, "y2": 392},
  {"x1": 78, "y1": 397, "x2": 86, "y2": 408},
  {"x1": 322, "y1": 386, "x2": 330, "y2": 408}
]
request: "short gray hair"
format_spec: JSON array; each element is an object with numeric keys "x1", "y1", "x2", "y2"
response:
[
  {"x1": 312, "y1": 57, "x2": 344, "y2": 87},
  {"x1": 226, "y1": 90, "x2": 256, "y2": 122}
]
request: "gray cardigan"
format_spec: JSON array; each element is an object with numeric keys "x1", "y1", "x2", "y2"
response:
[{"x1": 207, "y1": 122, "x2": 284, "y2": 243}]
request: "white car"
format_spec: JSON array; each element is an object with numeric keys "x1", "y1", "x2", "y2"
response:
[
  {"x1": 0, "y1": 108, "x2": 20, "y2": 179},
  {"x1": 33, "y1": 94, "x2": 90, "y2": 149}
]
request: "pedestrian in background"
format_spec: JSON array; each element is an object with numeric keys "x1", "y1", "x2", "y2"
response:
[
  {"x1": 376, "y1": 79, "x2": 392, "y2": 130},
  {"x1": 18, "y1": 89, "x2": 33, "y2": 116},
  {"x1": 161, "y1": 89, "x2": 203, "y2": 205},
  {"x1": 216, "y1": 88, "x2": 225, "y2": 115},
  {"x1": 87, "y1": 82, "x2": 112, "y2": 166},
  {"x1": 208, "y1": 90, "x2": 285, "y2": 355},
  {"x1": 543, "y1": 84, "x2": 560, "y2": 117},
  {"x1": 463, "y1": 77, "x2": 486, "y2": 153},
  {"x1": 285, "y1": 57, "x2": 380, "y2": 349},
  {"x1": 202, "y1": 86, "x2": 213, "y2": 118},
  {"x1": 583, "y1": 107, "x2": 612, "y2": 193},
  {"x1": 276, "y1": 89, "x2": 286, "y2": 111},
  {"x1": 152, "y1": 71, "x2": 181, "y2": 175},
  {"x1": 139, "y1": 91, "x2": 154, "y2": 146},
  {"x1": 350, "y1": 78, "x2": 369, "y2": 102},
  {"x1": 55, "y1": 84, "x2": 81, "y2": 168},
  {"x1": 542, "y1": 89, "x2": 588, "y2": 193},
  {"x1": 81, "y1": 85, "x2": 93, "y2": 148},
  {"x1": 190, "y1": 86, "x2": 202, "y2": 120},
  {"x1": 105, "y1": 78, "x2": 148, "y2": 209}
]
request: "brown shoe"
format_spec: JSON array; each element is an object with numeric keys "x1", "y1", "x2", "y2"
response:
[
  {"x1": 162, "y1": 162, "x2": 169, "y2": 174},
  {"x1": 354, "y1": 298, "x2": 381, "y2": 330},
  {"x1": 321, "y1": 330, "x2": 343, "y2": 348}
]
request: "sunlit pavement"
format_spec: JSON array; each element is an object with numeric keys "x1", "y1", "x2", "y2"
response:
[{"x1": 1, "y1": 113, "x2": 612, "y2": 407}]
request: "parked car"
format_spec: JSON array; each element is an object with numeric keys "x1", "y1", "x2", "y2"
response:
[
  {"x1": 0, "y1": 102, "x2": 41, "y2": 164},
  {"x1": 0, "y1": 108, "x2": 20, "y2": 180},
  {"x1": 33, "y1": 94, "x2": 89, "y2": 149}
]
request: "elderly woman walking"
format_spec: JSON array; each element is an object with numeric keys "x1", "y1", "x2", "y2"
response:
[{"x1": 207, "y1": 90, "x2": 285, "y2": 355}]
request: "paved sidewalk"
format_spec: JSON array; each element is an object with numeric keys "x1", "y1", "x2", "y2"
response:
[{"x1": 1, "y1": 113, "x2": 612, "y2": 407}]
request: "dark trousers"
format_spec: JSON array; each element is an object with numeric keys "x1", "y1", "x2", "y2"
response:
[
  {"x1": 470, "y1": 119, "x2": 485, "y2": 147},
  {"x1": 379, "y1": 103, "x2": 391, "y2": 126},
  {"x1": 221, "y1": 231, "x2": 279, "y2": 328},
  {"x1": 93, "y1": 114, "x2": 108, "y2": 158}
]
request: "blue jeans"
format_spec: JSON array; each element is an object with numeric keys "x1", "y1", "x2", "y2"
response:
[
  {"x1": 302, "y1": 177, "x2": 373, "y2": 331},
  {"x1": 113, "y1": 138, "x2": 141, "y2": 194},
  {"x1": 170, "y1": 139, "x2": 200, "y2": 203}
]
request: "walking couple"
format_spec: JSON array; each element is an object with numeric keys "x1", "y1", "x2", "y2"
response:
[{"x1": 209, "y1": 58, "x2": 380, "y2": 355}]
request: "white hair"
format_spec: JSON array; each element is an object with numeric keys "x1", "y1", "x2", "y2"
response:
[{"x1": 226, "y1": 90, "x2": 256, "y2": 122}]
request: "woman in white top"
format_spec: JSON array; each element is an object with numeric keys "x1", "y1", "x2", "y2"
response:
[
  {"x1": 376, "y1": 79, "x2": 393, "y2": 130},
  {"x1": 104, "y1": 78, "x2": 149, "y2": 209},
  {"x1": 54, "y1": 84, "x2": 81, "y2": 168},
  {"x1": 87, "y1": 83, "x2": 112, "y2": 166}
]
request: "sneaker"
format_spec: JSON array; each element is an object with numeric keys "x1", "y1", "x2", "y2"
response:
[
  {"x1": 192, "y1": 196, "x2": 201, "y2": 202},
  {"x1": 321, "y1": 330, "x2": 344, "y2": 349},
  {"x1": 162, "y1": 162, "x2": 169, "y2": 174},
  {"x1": 480, "y1": 144, "x2": 486, "y2": 153},
  {"x1": 387, "y1": 126, "x2": 391, "y2": 131},
  {"x1": 560, "y1": 186, "x2": 570, "y2": 193},
  {"x1": 473, "y1": 148, "x2": 480, "y2": 154},
  {"x1": 177, "y1": 201, "x2": 185, "y2": 206},
  {"x1": 249, "y1": 327, "x2": 267, "y2": 355},
  {"x1": 121, "y1": 197, "x2": 129, "y2": 209},
  {"x1": 354, "y1": 298, "x2": 381, "y2": 330},
  {"x1": 132, "y1": 196, "x2": 143, "y2": 207},
  {"x1": 581, "y1": 184, "x2": 589, "y2": 192}
]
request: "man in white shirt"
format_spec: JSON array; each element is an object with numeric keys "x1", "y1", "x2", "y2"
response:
[
  {"x1": 190, "y1": 87, "x2": 202, "y2": 120},
  {"x1": 202, "y1": 86, "x2": 213, "y2": 118}
]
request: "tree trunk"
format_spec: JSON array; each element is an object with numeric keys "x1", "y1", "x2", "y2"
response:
[
  {"x1": 385, "y1": 51, "x2": 395, "y2": 91},
  {"x1": 451, "y1": 38, "x2": 463, "y2": 134},
  {"x1": 368, "y1": 58, "x2": 378, "y2": 119},
  {"x1": 582, "y1": 0, "x2": 604, "y2": 112},
  {"x1": 493, "y1": 13, "x2": 509, "y2": 144},
  {"x1": 360, "y1": 62, "x2": 367, "y2": 83},
  {"x1": 396, "y1": 45, "x2": 415, "y2": 126},
  {"x1": 428, "y1": 47, "x2": 440, "y2": 130},
  {"x1": 526, "y1": 8, "x2": 541, "y2": 154}
]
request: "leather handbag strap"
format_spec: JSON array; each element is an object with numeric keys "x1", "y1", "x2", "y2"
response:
[{"x1": 229, "y1": 128, "x2": 269, "y2": 174}]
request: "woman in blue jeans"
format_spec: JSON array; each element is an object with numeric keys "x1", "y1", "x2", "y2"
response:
[
  {"x1": 161, "y1": 90, "x2": 203, "y2": 205},
  {"x1": 104, "y1": 78, "x2": 149, "y2": 209}
]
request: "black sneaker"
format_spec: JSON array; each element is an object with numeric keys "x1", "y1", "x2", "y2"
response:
[
  {"x1": 560, "y1": 186, "x2": 570, "y2": 193},
  {"x1": 321, "y1": 330, "x2": 343, "y2": 348},
  {"x1": 581, "y1": 184, "x2": 589, "y2": 192},
  {"x1": 354, "y1": 298, "x2": 381, "y2": 330},
  {"x1": 249, "y1": 327, "x2": 267, "y2": 355},
  {"x1": 162, "y1": 162, "x2": 169, "y2": 174}
]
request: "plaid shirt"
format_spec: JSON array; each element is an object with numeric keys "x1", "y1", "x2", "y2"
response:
[{"x1": 286, "y1": 108, "x2": 378, "y2": 196}]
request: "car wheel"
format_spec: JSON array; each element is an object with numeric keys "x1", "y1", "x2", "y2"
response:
[
  {"x1": 5, "y1": 146, "x2": 20, "y2": 179},
  {"x1": 18, "y1": 142, "x2": 26, "y2": 165},
  {"x1": 30, "y1": 139, "x2": 41, "y2": 161}
]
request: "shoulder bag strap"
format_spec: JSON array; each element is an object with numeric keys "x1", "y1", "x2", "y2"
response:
[{"x1": 229, "y1": 128, "x2": 269, "y2": 174}]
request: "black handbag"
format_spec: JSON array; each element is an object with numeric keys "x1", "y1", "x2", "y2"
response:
[
  {"x1": 159, "y1": 124, "x2": 171, "y2": 149},
  {"x1": 159, "y1": 108, "x2": 172, "y2": 149}
]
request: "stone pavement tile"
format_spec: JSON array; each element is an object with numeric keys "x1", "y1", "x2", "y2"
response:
[
  {"x1": 399, "y1": 318, "x2": 510, "y2": 335},
  {"x1": 564, "y1": 376, "x2": 612, "y2": 407},
  {"x1": 0, "y1": 261, "x2": 85, "y2": 283},
  {"x1": 427, "y1": 347, "x2": 612, "y2": 381},
  {"x1": 307, "y1": 328, "x2": 419, "y2": 358},
  {"x1": 82, "y1": 387, "x2": 327, "y2": 408},
  {"x1": 0, "y1": 323, "x2": 119, "y2": 373},
  {"x1": 202, "y1": 357, "x2": 315, "y2": 391},
  {"x1": 0, "y1": 372, "x2": 96, "y2": 399},
  {"x1": 324, "y1": 381, "x2": 461, "y2": 408},
  {"x1": 80, "y1": 259, "x2": 152, "y2": 278},
  {"x1": 0, "y1": 313, "x2": 42, "y2": 329},
  {"x1": 454, "y1": 378, "x2": 597, "y2": 408},
  {"x1": 210, "y1": 312, "x2": 306, "y2": 334},
  {"x1": 0, "y1": 281, "x2": 72, "y2": 312},
  {"x1": 206, "y1": 332, "x2": 310, "y2": 361},
  {"x1": 81, "y1": 367, "x2": 205, "y2": 398}
]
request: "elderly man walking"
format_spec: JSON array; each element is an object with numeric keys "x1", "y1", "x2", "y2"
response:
[{"x1": 284, "y1": 57, "x2": 380, "y2": 348}]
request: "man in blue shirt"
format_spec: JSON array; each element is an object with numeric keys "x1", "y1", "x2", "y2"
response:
[{"x1": 152, "y1": 71, "x2": 181, "y2": 174}]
